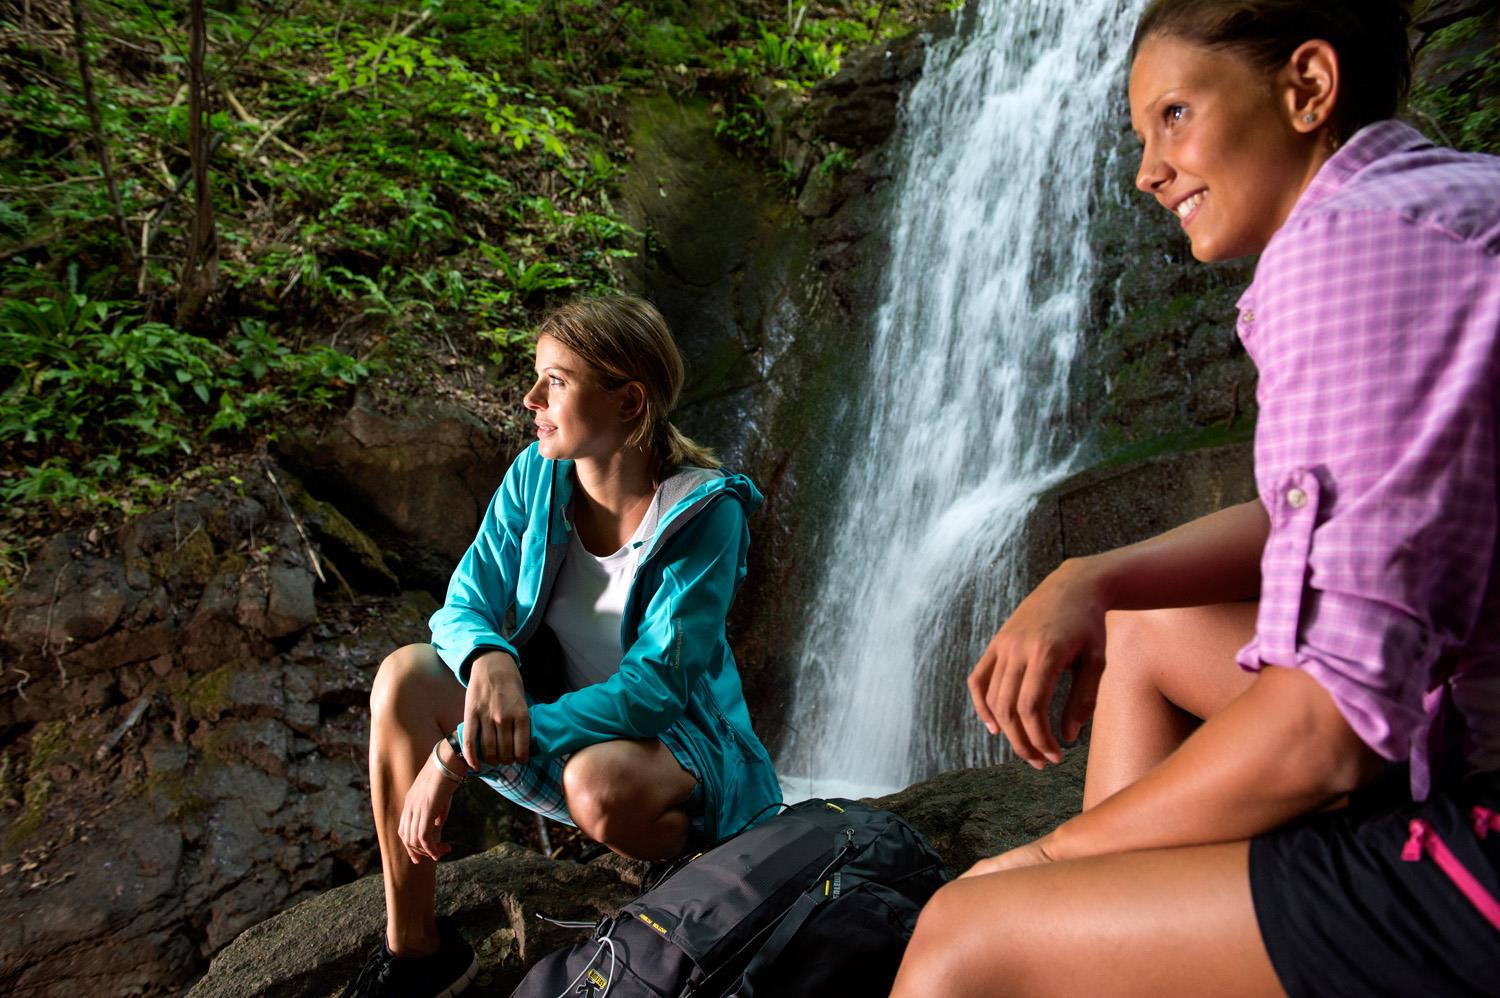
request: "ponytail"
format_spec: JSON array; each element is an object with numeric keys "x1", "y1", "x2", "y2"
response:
[{"x1": 655, "y1": 420, "x2": 719, "y2": 473}]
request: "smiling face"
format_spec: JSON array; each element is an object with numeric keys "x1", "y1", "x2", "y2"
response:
[
  {"x1": 1129, "y1": 33, "x2": 1334, "y2": 262},
  {"x1": 523, "y1": 335, "x2": 638, "y2": 462}
]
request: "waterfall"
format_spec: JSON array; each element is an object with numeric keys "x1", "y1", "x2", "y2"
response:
[{"x1": 778, "y1": 0, "x2": 1142, "y2": 798}]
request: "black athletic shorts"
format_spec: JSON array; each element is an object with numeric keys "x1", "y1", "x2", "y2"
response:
[{"x1": 1249, "y1": 769, "x2": 1500, "y2": 998}]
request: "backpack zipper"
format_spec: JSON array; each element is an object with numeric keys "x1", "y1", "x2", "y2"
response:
[{"x1": 1400, "y1": 806, "x2": 1500, "y2": 933}]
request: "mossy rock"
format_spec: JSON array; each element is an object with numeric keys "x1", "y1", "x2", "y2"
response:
[
  {"x1": 290, "y1": 485, "x2": 400, "y2": 596},
  {"x1": 148, "y1": 528, "x2": 246, "y2": 589},
  {"x1": 3, "y1": 720, "x2": 77, "y2": 849},
  {"x1": 173, "y1": 666, "x2": 238, "y2": 721},
  {"x1": 26, "y1": 719, "x2": 69, "y2": 773},
  {"x1": 132, "y1": 766, "x2": 212, "y2": 825},
  {"x1": 5, "y1": 772, "x2": 51, "y2": 851}
]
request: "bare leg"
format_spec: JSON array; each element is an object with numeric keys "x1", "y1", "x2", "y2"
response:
[
  {"x1": 562, "y1": 739, "x2": 697, "y2": 861},
  {"x1": 1084, "y1": 603, "x2": 1258, "y2": 809},
  {"x1": 368, "y1": 643, "x2": 466, "y2": 956},
  {"x1": 891, "y1": 842, "x2": 1283, "y2": 998}
]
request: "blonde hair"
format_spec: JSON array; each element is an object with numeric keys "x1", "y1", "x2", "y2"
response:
[{"x1": 535, "y1": 295, "x2": 719, "y2": 474}]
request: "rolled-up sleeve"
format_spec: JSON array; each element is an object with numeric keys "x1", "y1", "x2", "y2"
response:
[{"x1": 1236, "y1": 209, "x2": 1500, "y2": 777}]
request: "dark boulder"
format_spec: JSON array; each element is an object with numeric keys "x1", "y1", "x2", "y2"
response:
[
  {"x1": 809, "y1": 30, "x2": 931, "y2": 150},
  {"x1": 188, "y1": 748, "x2": 1085, "y2": 995},
  {"x1": 276, "y1": 398, "x2": 521, "y2": 592}
]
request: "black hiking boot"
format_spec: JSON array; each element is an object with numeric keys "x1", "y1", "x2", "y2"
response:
[{"x1": 340, "y1": 917, "x2": 478, "y2": 998}]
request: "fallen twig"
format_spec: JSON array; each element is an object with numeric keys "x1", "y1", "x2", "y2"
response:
[
  {"x1": 41, "y1": 566, "x2": 64, "y2": 660},
  {"x1": 245, "y1": 108, "x2": 304, "y2": 161},
  {"x1": 263, "y1": 463, "x2": 327, "y2": 584},
  {"x1": 173, "y1": 520, "x2": 204, "y2": 554},
  {"x1": 94, "y1": 695, "x2": 154, "y2": 762},
  {"x1": 223, "y1": 87, "x2": 309, "y2": 162}
]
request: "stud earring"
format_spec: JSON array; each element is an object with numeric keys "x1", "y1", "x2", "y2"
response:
[{"x1": 1302, "y1": 112, "x2": 1318, "y2": 124}]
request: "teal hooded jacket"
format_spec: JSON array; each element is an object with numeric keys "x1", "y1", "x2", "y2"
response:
[{"x1": 429, "y1": 442, "x2": 782, "y2": 841}]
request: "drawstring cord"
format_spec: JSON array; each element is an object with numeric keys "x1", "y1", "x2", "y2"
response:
[{"x1": 555, "y1": 934, "x2": 617, "y2": 998}]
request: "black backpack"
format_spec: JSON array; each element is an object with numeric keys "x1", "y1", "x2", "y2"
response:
[{"x1": 510, "y1": 798, "x2": 949, "y2": 998}]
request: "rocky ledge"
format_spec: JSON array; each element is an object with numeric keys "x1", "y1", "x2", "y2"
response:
[{"x1": 190, "y1": 748, "x2": 1085, "y2": 997}]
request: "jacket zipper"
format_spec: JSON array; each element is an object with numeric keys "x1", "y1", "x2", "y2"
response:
[{"x1": 1400, "y1": 806, "x2": 1500, "y2": 932}]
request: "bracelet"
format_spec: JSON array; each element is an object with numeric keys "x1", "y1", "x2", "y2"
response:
[{"x1": 431, "y1": 740, "x2": 467, "y2": 784}]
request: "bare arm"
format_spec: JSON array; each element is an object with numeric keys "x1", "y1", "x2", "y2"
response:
[
  {"x1": 969, "y1": 498, "x2": 1268, "y2": 766},
  {"x1": 965, "y1": 666, "x2": 1381, "y2": 875},
  {"x1": 1086, "y1": 496, "x2": 1267, "y2": 609}
]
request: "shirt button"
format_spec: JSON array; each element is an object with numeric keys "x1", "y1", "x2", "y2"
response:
[
  {"x1": 1286, "y1": 487, "x2": 1308, "y2": 509},
  {"x1": 1242, "y1": 309, "x2": 1255, "y2": 324}
]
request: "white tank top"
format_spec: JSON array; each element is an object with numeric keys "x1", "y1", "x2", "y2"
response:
[{"x1": 546, "y1": 485, "x2": 664, "y2": 691}]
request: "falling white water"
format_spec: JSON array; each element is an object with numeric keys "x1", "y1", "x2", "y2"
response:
[{"x1": 778, "y1": 0, "x2": 1142, "y2": 799}]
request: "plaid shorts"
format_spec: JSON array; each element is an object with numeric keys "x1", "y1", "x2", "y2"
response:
[
  {"x1": 474, "y1": 754, "x2": 576, "y2": 826},
  {"x1": 447, "y1": 732, "x2": 574, "y2": 826}
]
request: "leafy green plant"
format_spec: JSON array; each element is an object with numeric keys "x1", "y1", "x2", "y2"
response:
[
  {"x1": 0, "y1": 296, "x2": 369, "y2": 510},
  {"x1": 715, "y1": 94, "x2": 773, "y2": 151},
  {"x1": 818, "y1": 147, "x2": 853, "y2": 178},
  {"x1": 480, "y1": 244, "x2": 582, "y2": 299},
  {"x1": 1410, "y1": 15, "x2": 1500, "y2": 156},
  {"x1": 323, "y1": 27, "x2": 576, "y2": 158},
  {"x1": 719, "y1": 29, "x2": 843, "y2": 86},
  {"x1": 0, "y1": 0, "x2": 955, "y2": 520}
]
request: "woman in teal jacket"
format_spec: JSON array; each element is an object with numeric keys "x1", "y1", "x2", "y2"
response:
[{"x1": 343, "y1": 296, "x2": 781, "y2": 998}]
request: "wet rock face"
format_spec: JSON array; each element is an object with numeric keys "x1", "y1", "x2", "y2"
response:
[
  {"x1": 615, "y1": 27, "x2": 939, "y2": 744},
  {"x1": 809, "y1": 32, "x2": 931, "y2": 150},
  {"x1": 0, "y1": 464, "x2": 444, "y2": 995}
]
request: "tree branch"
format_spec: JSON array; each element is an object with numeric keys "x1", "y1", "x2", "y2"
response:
[
  {"x1": 69, "y1": 0, "x2": 134, "y2": 260},
  {"x1": 177, "y1": 0, "x2": 219, "y2": 328}
]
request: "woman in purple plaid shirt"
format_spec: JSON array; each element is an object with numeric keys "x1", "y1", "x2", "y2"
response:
[{"x1": 893, "y1": 1, "x2": 1500, "y2": 995}]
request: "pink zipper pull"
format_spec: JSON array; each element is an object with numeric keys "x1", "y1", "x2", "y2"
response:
[
  {"x1": 1402, "y1": 814, "x2": 1500, "y2": 932},
  {"x1": 1473, "y1": 806, "x2": 1500, "y2": 840},
  {"x1": 1402, "y1": 819, "x2": 1430, "y2": 862}
]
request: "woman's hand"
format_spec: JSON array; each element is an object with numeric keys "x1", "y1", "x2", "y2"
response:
[
  {"x1": 960, "y1": 835, "x2": 1059, "y2": 879},
  {"x1": 399, "y1": 750, "x2": 463, "y2": 864},
  {"x1": 967, "y1": 558, "x2": 1110, "y2": 768},
  {"x1": 464, "y1": 650, "x2": 530, "y2": 769}
]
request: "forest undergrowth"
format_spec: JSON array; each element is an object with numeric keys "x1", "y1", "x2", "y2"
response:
[{"x1": 0, "y1": 0, "x2": 952, "y2": 594}]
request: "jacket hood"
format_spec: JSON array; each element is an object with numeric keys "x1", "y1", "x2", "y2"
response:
[{"x1": 548, "y1": 456, "x2": 763, "y2": 563}]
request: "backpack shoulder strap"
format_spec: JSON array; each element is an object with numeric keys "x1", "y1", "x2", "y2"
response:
[{"x1": 724, "y1": 888, "x2": 824, "y2": 998}]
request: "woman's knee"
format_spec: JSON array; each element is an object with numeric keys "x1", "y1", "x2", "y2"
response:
[
  {"x1": 370, "y1": 643, "x2": 448, "y2": 722},
  {"x1": 1104, "y1": 604, "x2": 1257, "y2": 718},
  {"x1": 897, "y1": 883, "x2": 1001, "y2": 997},
  {"x1": 563, "y1": 741, "x2": 687, "y2": 843},
  {"x1": 1102, "y1": 608, "x2": 1164, "y2": 678},
  {"x1": 562, "y1": 745, "x2": 632, "y2": 840}
]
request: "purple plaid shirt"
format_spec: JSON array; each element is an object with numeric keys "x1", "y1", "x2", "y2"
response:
[{"x1": 1234, "y1": 120, "x2": 1500, "y2": 799}]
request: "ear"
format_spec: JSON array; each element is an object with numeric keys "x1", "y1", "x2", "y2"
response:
[
  {"x1": 617, "y1": 381, "x2": 647, "y2": 423},
  {"x1": 1281, "y1": 39, "x2": 1340, "y2": 135}
]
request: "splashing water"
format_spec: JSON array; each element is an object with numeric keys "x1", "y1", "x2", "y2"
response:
[{"x1": 778, "y1": 0, "x2": 1142, "y2": 799}]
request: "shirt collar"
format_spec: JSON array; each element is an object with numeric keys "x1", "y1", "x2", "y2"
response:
[
  {"x1": 1237, "y1": 119, "x2": 1432, "y2": 319},
  {"x1": 1280, "y1": 119, "x2": 1433, "y2": 229}
]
